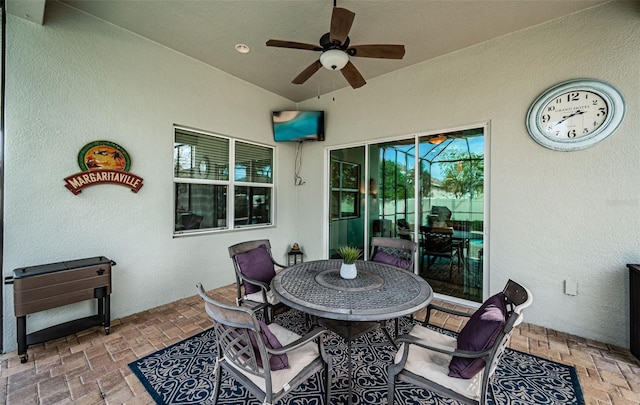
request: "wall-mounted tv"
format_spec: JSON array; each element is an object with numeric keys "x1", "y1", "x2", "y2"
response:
[{"x1": 272, "y1": 111, "x2": 325, "y2": 142}]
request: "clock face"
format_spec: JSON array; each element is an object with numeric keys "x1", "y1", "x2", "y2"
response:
[
  {"x1": 539, "y1": 91, "x2": 608, "y2": 139},
  {"x1": 526, "y1": 79, "x2": 625, "y2": 151}
]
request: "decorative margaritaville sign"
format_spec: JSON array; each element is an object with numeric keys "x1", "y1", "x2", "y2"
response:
[{"x1": 64, "y1": 141, "x2": 144, "y2": 195}]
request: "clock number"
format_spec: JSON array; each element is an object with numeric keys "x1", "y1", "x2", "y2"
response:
[
  {"x1": 567, "y1": 92, "x2": 579, "y2": 102},
  {"x1": 597, "y1": 107, "x2": 606, "y2": 117},
  {"x1": 592, "y1": 99, "x2": 599, "y2": 105},
  {"x1": 583, "y1": 128, "x2": 589, "y2": 134},
  {"x1": 541, "y1": 114, "x2": 551, "y2": 123},
  {"x1": 567, "y1": 130, "x2": 577, "y2": 138},
  {"x1": 547, "y1": 105, "x2": 556, "y2": 112}
]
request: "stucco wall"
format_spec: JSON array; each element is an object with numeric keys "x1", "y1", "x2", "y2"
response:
[
  {"x1": 296, "y1": 1, "x2": 640, "y2": 347},
  {"x1": 3, "y1": 2, "x2": 298, "y2": 352},
  {"x1": 4, "y1": 1, "x2": 639, "y2": 352}
]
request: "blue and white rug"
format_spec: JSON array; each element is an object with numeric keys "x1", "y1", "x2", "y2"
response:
[{"x1": 129, "y1": 310, "x2": 585, "y2": 404}]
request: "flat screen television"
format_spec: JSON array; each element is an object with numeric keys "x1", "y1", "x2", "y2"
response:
[{"x1": 272, "y1": 111, "x2": 325, "y2": 142}]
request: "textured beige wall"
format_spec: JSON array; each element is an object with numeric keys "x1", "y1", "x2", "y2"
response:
[
  {"x1": 3, "y1": 2, "x2": 298, "y2": 352},
  {"x1": 296, "y1": 1, "x2": 640, "y2": 347},
  {"x1": 4, "y1": 1, "x2": 638, "y2": 351}
]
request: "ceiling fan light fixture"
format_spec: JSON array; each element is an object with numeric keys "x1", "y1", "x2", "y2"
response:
[{"x1": 320, "y1": 49, "x2": 349, "y2": 70}]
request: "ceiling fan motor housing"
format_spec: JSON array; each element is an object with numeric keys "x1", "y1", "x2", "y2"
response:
[{"x1": 320, "y1": 32, "x2": 350, "y2": 50}]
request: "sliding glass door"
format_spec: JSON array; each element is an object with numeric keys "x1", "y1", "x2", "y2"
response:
[
  {"x1": 418, "y1": 128, "x2": 485, "y2": 302},
  {"x1": 327, "y1": 126, "x2": 486, "y2": 303}
]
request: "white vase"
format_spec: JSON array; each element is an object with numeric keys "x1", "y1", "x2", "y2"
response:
[{"x1": 340, "y1": 262, "x2": 357, "y2": 279}]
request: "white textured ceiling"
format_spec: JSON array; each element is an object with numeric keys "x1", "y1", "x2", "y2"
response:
[{"x1": 12, "y1": 0, "x2": 608, "y2": 102}]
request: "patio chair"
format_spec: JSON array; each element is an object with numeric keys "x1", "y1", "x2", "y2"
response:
[
  {"x1": 387, "y1": 279, "x2": 532, "y2": 405},
  {"x1": 196, "y1": 283, "x2": 332, "y2": 405},
  {"x1": 370, "y1": 237, "x2": 417, "y2": 269},
  {"x1": 420, "y1": 226, "x2": 461, "y2": 281},
  {"x1": 369, "y1": 237, "x2": 418, "y2": 337},
  {"x1": 229, "y1": 239, "x2": 287, "y2": 323}
]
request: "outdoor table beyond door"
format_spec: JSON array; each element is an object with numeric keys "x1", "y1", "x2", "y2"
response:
[{"x1": 271, "y1": 259, "x2": 433, "y2": 405}]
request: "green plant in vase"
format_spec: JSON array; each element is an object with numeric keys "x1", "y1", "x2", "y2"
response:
[
  {"x1": 338, "y1": 246, "x2": 361, "y2": 263},
  {"x1": 338, "y1": 246, "x2": 361, "y2": 279}
]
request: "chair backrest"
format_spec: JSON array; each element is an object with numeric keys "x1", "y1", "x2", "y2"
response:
[
  {"x1": 484, "y1": 279, "x2": 533, "y2": 384},
  {"x1": 228, "y1": 239, "x2": 275, "y2": 282},
  {"x1": 227, "y1": 239, "x2": 281, "y2": 307},
  {"x1": 420, "y1": 226, "x2": 455, "y2": 254},
  {"x1": 229, "y1": 239, "x2": 274, "y2": 257},
  {"x1": 503, "y1": 278, "x2": 533, "y2": 326},
  {"x1": 369, "y1": 237, "x2": 418, "y2": 270},
  {"x1": 196, "y1": 283, "x2": 270, "y2": 379}
]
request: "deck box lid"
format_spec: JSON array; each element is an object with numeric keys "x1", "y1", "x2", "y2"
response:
[{"x1": 13, "y1": 256, "x2": 112, "y2": 279}]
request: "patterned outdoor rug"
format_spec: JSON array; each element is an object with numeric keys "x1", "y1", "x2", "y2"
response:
[{"x1": 129, "y1": 309, "x2": 585, "y2": 405}]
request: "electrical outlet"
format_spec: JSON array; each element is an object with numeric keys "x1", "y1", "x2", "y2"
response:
[{"x1": 564, "y1": 280, "x2": 578, "y2": 296}]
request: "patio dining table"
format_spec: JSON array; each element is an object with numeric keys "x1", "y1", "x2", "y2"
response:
[{"x1": 271, "y1": 259, "x2": 433, "y2": 405}]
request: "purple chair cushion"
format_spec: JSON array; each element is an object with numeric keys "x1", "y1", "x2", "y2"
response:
[
  {"x1": 235, "y1": 244, "x2": 276, "y2": 294},
  {"x1": 249, "y1": 320, "x2": 289, "y2": 370},
  {"x1": 372, "y1": 250, "x2": 412, "y2": 270},
  {"x1": 448, "y1": 292, "x2": 507, "y2": 379}
]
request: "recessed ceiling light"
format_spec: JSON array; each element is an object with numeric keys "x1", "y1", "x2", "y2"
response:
[{"x1": 235, "y1": 44, "x2": 250, "y2": 54}]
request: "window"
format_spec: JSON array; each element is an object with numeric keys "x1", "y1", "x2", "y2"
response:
[
  {"x1": 174, "y1": 127, "x2": 274, "y2": 234},
  {"x1": 330, "y1": 159, "x2": 361, "y2": 219}
]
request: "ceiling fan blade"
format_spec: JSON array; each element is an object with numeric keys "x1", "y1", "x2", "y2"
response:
[
  {"x1": 266, "y1": 39, "x2": 323, "y2": 51},
  {"x1": 341, "y1": 61, "x2": 366, "y2": 89},
  {"x1": 292, "y1": 60, "x2": 323, "y2": 84},
  {"x1": 349, "y1": 44, "x2": 406, "y2": 59},
  {"x1": 330, "y1": 7, "x2": 355, "y2": 45}
]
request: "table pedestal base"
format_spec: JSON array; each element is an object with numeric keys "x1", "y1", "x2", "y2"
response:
[{"x1": 319, "y1": 319, "x2": 396, "y2": 405}]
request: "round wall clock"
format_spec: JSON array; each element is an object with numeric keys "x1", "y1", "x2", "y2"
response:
[{"x1": 526, "y1": 79, "x2": 625, "y2": 151}]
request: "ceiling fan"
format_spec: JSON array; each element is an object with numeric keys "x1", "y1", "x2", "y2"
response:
[{"x1": 266, "y1": 6, "x2": 405, "y2": 89}]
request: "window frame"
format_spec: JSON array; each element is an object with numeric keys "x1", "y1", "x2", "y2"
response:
[
  {"x1": 330, "y1": 159, "x2": 361, "y2": 220},
  {"x1": 173, "y1": 126, "x2": 275, "y2": 236}
]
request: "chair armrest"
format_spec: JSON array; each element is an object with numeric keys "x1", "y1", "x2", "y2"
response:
[
  {"x1": 272, "y1": 260, "x2": 288, "y2": 269},
  {"x1": 429, "y1": 303, "x2": 472, "y2": 317},
  {"x1": 423, "y1": 303, "x2": 472, "y2": 326},
  {"x1": 237, "y1": 273, "x2": 272, "y2": 291},
  {"x1": 267, "y1": 326, "x2": 328, "y2": 355}
]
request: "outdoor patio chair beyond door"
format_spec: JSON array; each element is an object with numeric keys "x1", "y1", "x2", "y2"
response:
[{"x1": 420, "y1": 226, "x2": 461, "y2": 281}]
